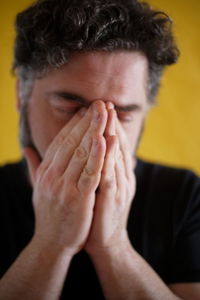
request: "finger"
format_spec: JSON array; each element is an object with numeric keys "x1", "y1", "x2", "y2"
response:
[
  {"x1": 115, "y1": 153, "x2": 132, "y2": 225},
  {"x1": 98, "y1": 135, "x2": 117, "y2": 196},
  {"x1": 105, "y1": 102, "x2": 115, "y2": 137},
  {"x1": 42, "y1": 106, "x2": 90, "y2": 170},
  {"x1": 116, "y1": 118, "x2": 134, "y2": 181},
  {"x1": 76, "y1": 135, "x2": 106, "y2": 193},
  {"x1": 23, "y1": 147, "x2": 41, "y2": 186},
  {"x1": 96, "y1": 105, "x2": 117, "y2": 197},
  {"x1": 63, "y1": 101, "x2": 108, "y2": 180},
  {"x1": 115, "y1": 142, "x2": 127, "y2": 200},
  {"x1": 94, "y1": 135, "x2": 117, "y2": 219}
]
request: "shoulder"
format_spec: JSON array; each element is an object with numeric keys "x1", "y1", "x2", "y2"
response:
[
  {"x1": 0, "y1": 159, "x2": 32, "y2": 202},
  {"x1": 131, "y1": 159, "x2": 200, "y2": 283},
  {"x1": 135, "y1": 158, "x2": 200, "y2": 199},
  {"x1": 0, "y1": 159, "x2": 29, "y2": 180},
  {"x1": 136, "y1": 157, "x2": 199, "y2": 182},
  {"x1": 134, "y1": 158, "x2": 200, "y2": 237},
  {"x1": 0, "y1": 161, "x2": 34, "y2": 278}
]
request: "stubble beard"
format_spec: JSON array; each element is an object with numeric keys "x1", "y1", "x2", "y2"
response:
[
  {"x1": 19, "y1": 101, "x2": 41, "y2": 159},
  {"x1": 19, "y1": 103, "x2": 144, "y2": 168}
]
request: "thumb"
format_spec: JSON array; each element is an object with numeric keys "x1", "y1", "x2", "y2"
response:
[{"x1": 23, "y1": 147, "x2": 41, "y2": 186}]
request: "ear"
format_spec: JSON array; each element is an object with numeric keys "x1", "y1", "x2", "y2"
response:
[{"x1": 16, "y1": 78, "x2": 21, "y2": 112}]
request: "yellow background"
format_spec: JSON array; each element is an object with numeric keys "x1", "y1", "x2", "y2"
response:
[{"x1": 0, "y1": 0, "x2": 200, "y2": 175}]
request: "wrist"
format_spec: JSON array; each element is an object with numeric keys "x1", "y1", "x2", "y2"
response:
[
  {"x1": 87, "y1": 235, "x2": 133, "y2": 262},
  {"x1": 30, "y1": 235, "x2": 75, "y2": 265}
]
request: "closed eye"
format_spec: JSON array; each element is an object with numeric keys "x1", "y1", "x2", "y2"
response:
[
  {"x1": 116, "y1": 110, "x2": 136, "y2": 122},
  {"x1": 55, "y1": 103, "x2": 81, "y2": 111},
  {"x1": 115, "y1": 105, "x2": 141, "y2": 122},
  {"x1": 49, "y1": 95, "x2": 85, "y2": 115}
]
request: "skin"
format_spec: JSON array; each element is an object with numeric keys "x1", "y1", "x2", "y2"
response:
[
  {"x1": 26, "y1": 51, "x2": 149, "y2": 158},
  {"x1": 25, "y1": 51, "x2": 148, "y2": 252},
  {"x1": 0, "y1": 51, "x2": 199, "y2": 299}
]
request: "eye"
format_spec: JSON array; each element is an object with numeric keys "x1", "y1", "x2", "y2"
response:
[
  {"x1": 51, "y1": 100, "x2": 82, "y2": 115},
  {"x1": 55, "y1": 105, "x2": 81, "y2": 115},
  {"x1": 116, "y1": 111, "x2": 135, "y2": 122}
]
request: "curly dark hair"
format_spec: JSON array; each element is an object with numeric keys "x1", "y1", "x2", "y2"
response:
[{"x1": 13, "y1": 0, "x2": 179, "y2": 103}]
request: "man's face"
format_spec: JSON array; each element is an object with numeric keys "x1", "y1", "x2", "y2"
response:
[{"x1": 21, "y1": 51, "x2": 149, "y2": 159}]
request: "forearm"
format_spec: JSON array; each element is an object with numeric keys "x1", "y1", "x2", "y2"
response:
[
  {"x1": 0, "y1": 238, "x2": 73, "y2": 300},
  {"x1": 89, "y1": 241, "x2": 180, "y2": 300}
]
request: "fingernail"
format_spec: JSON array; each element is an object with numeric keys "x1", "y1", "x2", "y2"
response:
[{"x1": 107, "y1": 102, "x2": 114, "y2": 110}]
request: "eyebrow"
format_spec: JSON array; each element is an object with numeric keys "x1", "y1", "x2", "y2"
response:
[{"x1": 50, "y1": 91, "x2": 141, "y2": 112}]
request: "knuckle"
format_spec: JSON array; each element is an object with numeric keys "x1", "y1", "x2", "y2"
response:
[
  {"x1": 56, "y1": 133, "x2": 66, "y2": 147},
  {"x1": 78, "y1": 172, "x2": 98, "y2": 192},
  {"x1": 75, "y1": 145, "x2": 88, "y2": 160},
  {"x1": 48, "y1": 164, "x2": 62, "y2": 179},
  {"x1": 103, "y1": 177, "x2": 116, "y2": 190},
  {"x1": 42, "y1": 168, "x2": 56, "y2": 188},
  {"x1": 43, "y1": 170, "x2": 54, "y2": 185},
  {"x1": 66, "y1": 134, "x2": 77, "y2": 147},
  {"x1": 36, "y1": 162, "x2": 47, "y2": 179},
  {"x1": 80, "y1": 176, "x2": 92, "y2": 188},
  {"x1": 84, "y1": 166, "x2": 96, "y2": 176}
]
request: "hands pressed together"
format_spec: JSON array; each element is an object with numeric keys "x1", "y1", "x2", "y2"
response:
[
  {"x1": 3, "y1": 101, "x2": 181, "y2": 300},
  {"x1": 24, "y1": 100, "x2": 136, "y2": 259}
]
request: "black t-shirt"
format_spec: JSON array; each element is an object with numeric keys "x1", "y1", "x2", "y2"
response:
[{"x1": 0, "y1": 159, "x2": 200, "y2": 299}]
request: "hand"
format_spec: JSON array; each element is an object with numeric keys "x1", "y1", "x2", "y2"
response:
[
  {"x1": 24, "y1": 101, "x2": 108, "y2": 257},
  {"x1": 85, "y1": 103, "x2": 136, "y2": 255}
]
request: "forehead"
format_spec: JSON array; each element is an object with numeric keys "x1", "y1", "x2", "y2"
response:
[{"x1": 36, "y1": 51, "x2": 148, "y2": 105}]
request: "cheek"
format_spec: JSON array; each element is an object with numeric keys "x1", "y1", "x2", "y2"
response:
[
  {"x1": 122, "y1": 119, "x2": 144, "y2": 153},
  {"x1": 28, "y1": 101, "x2": 69, "y2": 157}
]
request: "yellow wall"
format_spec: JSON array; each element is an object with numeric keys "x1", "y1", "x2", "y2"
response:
[{"x1": 0, "y1": 0, "x2": 200, "y2": 175}]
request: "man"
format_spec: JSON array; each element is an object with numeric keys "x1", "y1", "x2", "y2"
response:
[{"x1": 0, "y1": 0, "x2": 200, "y2": 299}]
